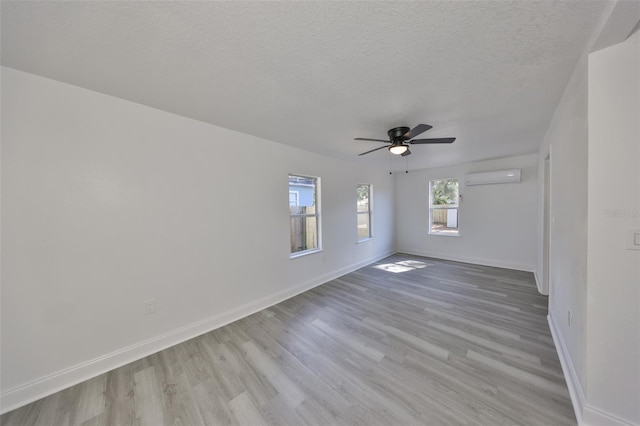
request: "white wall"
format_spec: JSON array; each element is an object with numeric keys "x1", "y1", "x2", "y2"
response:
[
  {"x1": 586, "y1": 29, "x2": 639, "y2": 425},
  {"x1": 539, "y1": 6, "x2": 640, "y2": 424},
  {"x1": 537, "y1": 51, "x2": 590, "y2": 403},
  {"x1": 395, "y1": 154, "x2": 538, "y2": 272},
  {"x1": 0, "y1": 67, "x2": 396, "y2": 411}
]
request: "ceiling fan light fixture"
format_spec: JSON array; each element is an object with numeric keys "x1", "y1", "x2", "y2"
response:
[{"x1": 389, "y1": 144, "x2": 408, "y2": 155}]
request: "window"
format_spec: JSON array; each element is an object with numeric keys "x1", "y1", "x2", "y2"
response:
[
  {"x1": 357, "y1": 184, "x2": 372, "y2": 240},
  {"x1": 429, "y1": 178, "x2": 459, "y2": 236},
  {"x1": 289, "y1": 191, "x2": 299, "y2": 206},
  {"x1": 289, "y1": 175, "x2": 320, "y2": 255}
]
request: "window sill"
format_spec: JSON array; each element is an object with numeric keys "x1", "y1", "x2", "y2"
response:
[
  {"x1": 290, "y1": 248, "x2": 323, "y2": 259},
  {"x1": 429, "y1": 232, "x2": 460, "y2": 237},
  {"x1": 357, "y1": 237, "x2": 373, "y2": 244}
]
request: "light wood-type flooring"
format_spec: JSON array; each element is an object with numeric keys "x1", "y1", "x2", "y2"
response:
[{"x1": 1, "y1": 254, "x2": 576, "y2": 425}]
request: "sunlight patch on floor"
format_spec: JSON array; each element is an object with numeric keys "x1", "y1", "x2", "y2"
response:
[{"x1": 374, "y1": 260, "x2": 430, "y2": 273}]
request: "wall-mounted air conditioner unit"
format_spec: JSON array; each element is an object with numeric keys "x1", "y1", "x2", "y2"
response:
[{"x1": 464, "y1": 169, "x2": 521, "y2": 186}]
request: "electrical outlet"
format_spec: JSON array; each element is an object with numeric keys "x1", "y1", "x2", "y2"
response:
[
  {"x1": 567, "y1": 310, "x2": 572, "y2": 327},
  {"x1": 144, "y1": 298, "x2": 156, "y2": 315}
]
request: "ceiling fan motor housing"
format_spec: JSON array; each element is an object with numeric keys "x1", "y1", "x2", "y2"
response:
[{"x1": 388, "y1": 126, "x2": 411, "y2": 141}]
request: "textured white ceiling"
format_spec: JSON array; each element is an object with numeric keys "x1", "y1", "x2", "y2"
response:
[{"x1": 1, "y1": 1, "x2": 608, "y2": 171}]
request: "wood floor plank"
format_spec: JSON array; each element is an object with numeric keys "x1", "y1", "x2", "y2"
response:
[
  {"x1": 426, "y1": 320, "x2": 540, "y2": 364},
  {"x1": 228, "y1": 391, "x2": 266, "y2": 426},
  {"x1": 73, "y1": 374, "x2": 106, "y2": 424},
  {"x1": 133, "y1": 366, "x2": 165, "y2": 426},
  {"x1": 363, "y1": 316, "x2": 450, "y2": 360},
  {"x1": 1, "y1": 254, "x2": 576, "y2": 425},
  {"x1": 241, "y1": 340, "x2": 306, "y2": 409}
]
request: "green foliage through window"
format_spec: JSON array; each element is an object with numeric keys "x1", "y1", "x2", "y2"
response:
[
  {"x1": 431, "y1": 179, "x2": 459, "y2": 206},
  {"x1": 429, "y1": 179, "x2": 459, "y2": 236}
]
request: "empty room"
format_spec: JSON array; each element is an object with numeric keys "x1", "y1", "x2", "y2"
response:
[{"x1": 1, "y1": 1, "x2": 638, "y2": 425}]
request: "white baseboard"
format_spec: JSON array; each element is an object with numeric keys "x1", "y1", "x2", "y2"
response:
[
  {"x1": 547, "y1": 314, "x2": 636, "y2": 426},
  {"x1": 582, "y1": 405, "x2": 637, "y2": 426},
  {"x1": 0, "y1": 251, "x2": 394, "y2": 414},
  {"x1": 548, "y1": 313, "x2": 586, "y2": 424},
  {"x1": 533, "y1": 270, "x2": 547, "y2": 295},
  {"x1": 397, "y1": 249, "x2": 535, "y2": 273}
]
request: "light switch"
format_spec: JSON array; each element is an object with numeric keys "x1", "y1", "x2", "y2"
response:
[{"x1": 627, "y1": 230, "x2": 640, "y2": 251}]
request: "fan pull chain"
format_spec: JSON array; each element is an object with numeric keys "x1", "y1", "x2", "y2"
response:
[
  {"x1": 389, "y1": 156, "x2": 392, "y2": 175},
  {"x1": 405, "y1": 155, "x2": 409, "y2": 173}
]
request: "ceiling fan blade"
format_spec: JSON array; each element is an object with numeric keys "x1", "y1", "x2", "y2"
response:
[
  {"x1": 358, "y1": 145, "x2": 389, "y2": 156},
  {"x1": 409, "y1": 137, "x2": 456, "y2": 144},
  {"x1": 354, "y1": 137, "x2": 390, "y2": 143},
  {"x1": 401, "y1": 148, "x2": 412, "y2": 157},
  {"x1": 403, "y1": 124, "x2": 432, "y2": 140}
]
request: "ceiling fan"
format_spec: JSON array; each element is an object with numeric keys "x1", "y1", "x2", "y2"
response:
[{"x1": 355, "y1": 124, "x2": 455, "y2": 157}]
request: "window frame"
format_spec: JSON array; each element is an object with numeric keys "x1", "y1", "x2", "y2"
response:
[
  {"x1": 356, "y1": 183, "x2": 373, "y2": 242},
  {"x1": 289, "y1": 174, "x2": 322, "y2": 258},
  {"x1": 428, "y1": 178, "x2": 460, "y2": 237}
]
